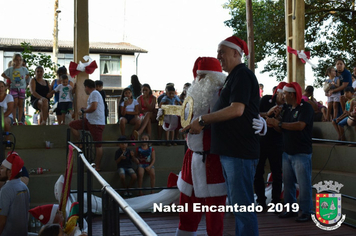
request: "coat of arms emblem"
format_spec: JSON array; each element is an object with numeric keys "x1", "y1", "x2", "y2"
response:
[{"x1": 311, "y1": 180, "x2": 346, "y2": 230}]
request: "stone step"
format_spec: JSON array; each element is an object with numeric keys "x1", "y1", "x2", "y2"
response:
[
  {"x1": 313, "y1": 122, "x2": 356, "y2": 141},
  {"x1": 28, "y1": 168, "x2": 181, "y2": 207},
  {"x1": 9, "y1": 123, "x2": 169, "y2": 150},
  {"x1": 312, "y1": 169, "x2": 356, "y2": 199},
  {"x1": 312, "y1": 143, "x2": 356, "y2": 174},
  {"x1": 17, "y1": 144, "x2": 185, "y2": 173}
]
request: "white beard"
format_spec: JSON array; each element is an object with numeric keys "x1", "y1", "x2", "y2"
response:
[{"x1": 186, "y1": 73, "x2": 226, "y2": 117}]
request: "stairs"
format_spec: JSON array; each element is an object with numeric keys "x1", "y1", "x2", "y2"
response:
[{"x1": 8, "y1": 124, "x2": 185, "y2": 207}]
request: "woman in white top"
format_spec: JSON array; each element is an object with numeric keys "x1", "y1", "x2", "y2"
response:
[
  {"x1": 119, "y1": 87, "x2": 141, "y2": 142},
  {"x1": 0, "y1": 81, "x2": 14, "y2": 136}
]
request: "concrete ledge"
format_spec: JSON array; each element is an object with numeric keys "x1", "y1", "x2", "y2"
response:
[{"x1": 313, "y1": 122, "x2": 356, "y2": 141}]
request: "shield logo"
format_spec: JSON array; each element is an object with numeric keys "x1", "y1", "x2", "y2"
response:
[{"x1": 315, "y1": 193, "x2": 342, "y2": 225}]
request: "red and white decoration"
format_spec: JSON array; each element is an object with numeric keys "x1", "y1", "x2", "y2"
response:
[
  {"x1": 69, "y1": 55, "x2": 98, "y2": 77},
  {"x1": 287, "y1": 46, "x2": 316, "y2": 68}
]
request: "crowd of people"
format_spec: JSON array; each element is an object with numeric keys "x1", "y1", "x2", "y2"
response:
[{"x1": 1, "y1": 38, "x2": 356, "y2": 235}]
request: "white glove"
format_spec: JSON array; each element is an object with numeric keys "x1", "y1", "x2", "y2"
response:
[
  {"x1": 253, "y1": 115, "x2": 267, "y2": 136},
  {"x1": 156, "y1": 108, "x2": 163, "y2": 121}
]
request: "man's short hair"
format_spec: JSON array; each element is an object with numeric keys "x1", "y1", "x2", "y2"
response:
[
  {"x1": 305, "y1": 85, "x2": 314, "y2": 94},
  {"x1": 95, "y1": 80, "x2": 103, "y2": 87},
  {"x1": 84, "y1": 79, "x2": 95, "y2": 88}
]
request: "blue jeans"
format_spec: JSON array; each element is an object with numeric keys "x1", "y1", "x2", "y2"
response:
[
  {"x1": 282, "y1": 152, "x2": 313, "y2": 215},
  {"x1": 220, "y1": 155, "x2": 259, "y2": 236}
]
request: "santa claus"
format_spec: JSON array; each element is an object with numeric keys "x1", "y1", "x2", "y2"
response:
[{"x1": 176, "y1": 57, "x2": 227, "y2": 236}]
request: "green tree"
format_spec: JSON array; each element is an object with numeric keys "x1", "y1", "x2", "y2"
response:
[
  {"x1": 223, "y1": 0, "x2": 356, "y2": 86},
  {"x1": 21, "y1": 42, "x2": 58, "y2": 80},
  {"x1": 20, "y1": 42, "x2": 59, "y2": 101}
]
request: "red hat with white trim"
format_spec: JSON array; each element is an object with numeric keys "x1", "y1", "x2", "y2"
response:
[
  {"x1": 283, "y1": 82, "x2": 302, "y2": 105},
  {"x1": 270, "y1": 82, "x2": 287, "y2": 103},
  {"x1": 2, "y1": 151, "x2": 24, "y2": 180},
  {"x1": 192, "y1": 57, "x2": 223, "y2": 79},
  {"x1": 219, "y1": 36, "x2": 249, "y2": 58},
  {"x1": 29, "y1": 204, "x2": 59, "y2": 225},
  {"x1": 272, "y1": 82, "x2": 287, "y2": 98}
]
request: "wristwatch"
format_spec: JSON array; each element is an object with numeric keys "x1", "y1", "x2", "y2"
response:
[
  {"x1": 198, "y1": 116, "x2": 205, "y2": 127},
  {"x1": 278, "y1": 121, "x2": 283, "y2": 128}
]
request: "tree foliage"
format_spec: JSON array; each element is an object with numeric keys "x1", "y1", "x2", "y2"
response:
[
  {"x1": 20, "y1": 42, "x2": 58, "y2": 80},
  {"x1": 20, "y1": 42, "x2": 59, "y2": 101},
  {"x1": 223, "y1": 0, "x2": 356, "y2": 87}
]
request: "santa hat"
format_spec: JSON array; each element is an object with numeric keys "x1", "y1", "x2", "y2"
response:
[
  {"x1": 271, "y1": 82, "x2": 287, "y2": 102},
  {"x1": 192, "y1": 57, "x2": 223, "y2": 78},
  {"x1": 29, "y1": 204, "x2": 59, "y2": 225},
  {"x1": 219, "y1": 36, "x2": 249, "y2": 58},
  {"x1": 2, "y1": 151, "x2": 24, "y2": 180},
  {"x1": 283, "y1": 82, "x2": 302, "y2": 105}
]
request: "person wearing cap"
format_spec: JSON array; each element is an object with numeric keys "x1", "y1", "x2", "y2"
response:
[
  {"x1": 254, "y1": 82, "x2": 286, "y2": 210},
  {"x1": 0, "y1": 151, "x2": 30, "y2": 235},
  {"x1": 182, "y1": 36, "x2": 261, "y2": 236},
  {"x1": 176, "y1": 57, "x2": 227, "y2": 236},
  {"x1": 69, "y1": 79, "x2": 105, "y2": 171},
  {"x1": 266, "y1": 82, "x2": 314, "y2": 222}
]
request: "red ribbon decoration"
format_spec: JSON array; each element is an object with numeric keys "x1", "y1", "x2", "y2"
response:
[
  {"x1": 287, "y1": 46, "x2": 311, "y2": 64},
  {"x1": 69, "y1": 60, "x2": 98, "y2": 78}
]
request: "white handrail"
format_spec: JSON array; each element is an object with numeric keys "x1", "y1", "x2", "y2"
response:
[{"x1": 68, "y1": 142, "x2": 157, "y2": 236}]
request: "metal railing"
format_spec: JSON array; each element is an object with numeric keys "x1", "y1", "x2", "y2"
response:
[{"x1": 69, "y1": 141, "x2": 157, "y2": 236}]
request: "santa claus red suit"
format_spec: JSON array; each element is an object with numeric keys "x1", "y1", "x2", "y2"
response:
[{"x1": 176, "y1": 57, "x2": 227, "y2": 236}]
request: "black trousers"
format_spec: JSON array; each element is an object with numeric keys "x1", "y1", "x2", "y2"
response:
[{"x1": 254, "y1": 146, "x2": 283, "y2": 205}]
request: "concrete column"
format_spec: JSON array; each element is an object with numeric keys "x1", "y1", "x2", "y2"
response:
[{"x1": 74, "y1": 0, "x2": 89, "y2": 119}]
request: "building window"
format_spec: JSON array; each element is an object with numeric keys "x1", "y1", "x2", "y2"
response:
[
  {"x1": 58, "y1": 53, "x2": 73, "y2": 69},
  {"x1": 100, "y1": 55, "x2": 121, "y2": 75},
  {"x1": 100, "y1": 55, "x2": 122, "y2": 88}
]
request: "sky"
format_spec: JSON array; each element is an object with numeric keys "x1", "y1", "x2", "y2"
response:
[{"x1": 0, "y1": 0, "x2": 323, "y2": 101}]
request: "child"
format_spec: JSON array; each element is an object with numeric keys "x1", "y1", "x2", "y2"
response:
[
  {"x1": 48, "y1": 75, "x2": 74, "y2": 125},
  {"x1": 1, "y1": 53, "x2": 29, "y2": 125},
  {"x1": 115, "y1": 136, "x2": 137, "y2": 196},
  {"x1": 332, "y1": 87, "x2": 355, "y2": 141},
  {"x1": 135, "y1": 134, "x2": 155, "y2": 195},
  {"x1": 119, "y1": 88, "x2": 141, "y2": 142},
  {"x1": 95, "y1": 80, "x2": 108, "y2": 124},
  {"x1": 325, "y1": 66, "x2": 341, "y2": 120},
  {"x1": 159, "y1": 86, "x2": 182, "y2": 146}
]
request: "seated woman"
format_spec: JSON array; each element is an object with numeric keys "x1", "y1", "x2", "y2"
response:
[
  {"x1": 119, "y1": 88, "x2": 141, "y2": 142},
  {"x1": 136, "y1": 84, "x2": 157, "y2": 138},
  {"x1": 30, "y1": 66, "x2": 50, "y2": 125},
  {"x1": 0, "y1": 81, "x2": 14, "y2": 145}
]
